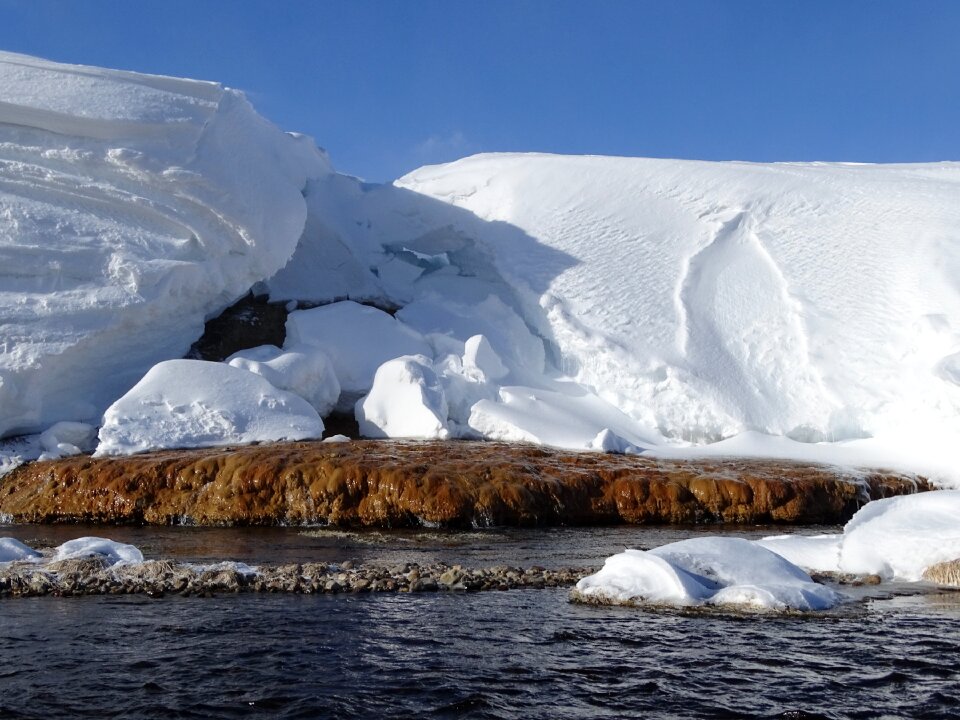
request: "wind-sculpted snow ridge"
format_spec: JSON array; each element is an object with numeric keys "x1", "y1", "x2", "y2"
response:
[{"x1": 0, "y1": 51, "x2": 330, "y2": 438}]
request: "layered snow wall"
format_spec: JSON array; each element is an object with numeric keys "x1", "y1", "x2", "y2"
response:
[
  {"x1": 0, "y1": 51, "x2": 329, "y2": 436},
  {"x1": 3, "y1": 52, "x2": 960, "y2": 482}
]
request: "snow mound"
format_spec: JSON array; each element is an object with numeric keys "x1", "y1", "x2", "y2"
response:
[
  {"x1": 0, "y1": 50, "x2": 330, "y2": 437},
  {"x1": 760, "y1": 490, "x2": 960, "y2": 581},
  {"x1": 356, "y1": 355, "x2": 450, "y2": 439},
  {"x1": 95, "y1": 359, "x2": 324, "y2": 456},
  {"x1": 0, "y1": 537, "x2": 42, "y2": 563},
  {"x1": 575, "y1": 537, "x2": 841, "y2": 611},
  {"x1": 286, "y1": 301, "x2": 432, "y2": 403},
  {"x1": 52, "y1": 537, "x2": 143, "y2": 566},
  {"x1": 227, "y1": 344, "x2": 340, "y2": 417}
]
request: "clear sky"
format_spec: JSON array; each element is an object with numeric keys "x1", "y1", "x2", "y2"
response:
[{"x1": 1, "y1": 1, "x2": 958, "y2": 181}]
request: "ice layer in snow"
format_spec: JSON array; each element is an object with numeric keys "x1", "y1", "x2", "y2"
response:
[
  {"x1": 759, "y1": 490, "x2": 960, "y2": 581},
  {"x1": 0, "y1": 51, "x2": 330, "y2": 437},
  {"x1": 575, "y1": 537, "x2": 841, "y2": 611},
  {"x1": 95, "y1": 359, "x2": 324, "y2": 456}
]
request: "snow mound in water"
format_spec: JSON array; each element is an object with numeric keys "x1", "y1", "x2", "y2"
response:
[
  {"x1": 0, "y1": 537, "x2": 42, "y2": 563},
  {"x1": 227, "y1": 344, "x2": 340, "y2": 417},
  {"x1": 0, "y1": 50, "x2": 329, "y2": 437},
  {"x1": 94, "y1": 359, "x2": 324, "y2": 456},
  {"x1": 52, "y1": 537, "x2": 144, "y2": 566},
  {"x1": 760, "y1": 490, "x2": 960, "y2": 581},
  {"x1": 575, "y1": 537, "x2": 842, "y2": 611}
]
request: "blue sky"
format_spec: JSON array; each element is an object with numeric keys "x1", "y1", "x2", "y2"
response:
[{"x1": 1, "y1": 1, "x2": 958, "y2": 181}]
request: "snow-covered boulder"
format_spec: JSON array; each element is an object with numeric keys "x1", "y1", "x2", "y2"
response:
[
  {"x1": 575, "y1": 537, "x2": 841, "y2": 611},
  {"x1": 0, "y1": 51, "x2": 330, "y2": 437},
  {"x1": 356, "y1": 355, "x2": 450, "y2": 439},
  {"x1": 227, "y1": 344, "x2": 340, "y2": 417},
  {"x1": 94, "y1": 359, "x2": 324, "y2": 456},
  {"x1": 285, "y1": 301, "x2": 432, "y2": 402},
  {"x1": 760, "y1": 490, "x2": 960, "y2": 581}
]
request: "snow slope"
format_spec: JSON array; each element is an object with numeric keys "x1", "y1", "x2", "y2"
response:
[{"x1": 0, "y1": 51, "x2": 329, "y2": 437}]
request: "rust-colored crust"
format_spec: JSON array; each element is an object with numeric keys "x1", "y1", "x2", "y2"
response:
[{"x1": 0, "y1": 440, "x2": 929, "y2": 527}]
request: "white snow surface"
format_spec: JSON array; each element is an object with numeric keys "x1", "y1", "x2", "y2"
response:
[
  {"x1": 227, "y1": 344, "x2": 340, "y2": 417},
  {"x1": 356, "y1": 355, "x2": 450, "y2": 440},
  {"x1": 94, "y1": 359, "x2": 324, "y2": 456},
  {"x1": 576, "y1": 537, "x2": 841, "y2": 611},
  {"x1": 0, "y1": 51, "x2": 330, "y2": 437},
  {"x1": 759, "y1": 490, "x2": 960, "y2": 581}
]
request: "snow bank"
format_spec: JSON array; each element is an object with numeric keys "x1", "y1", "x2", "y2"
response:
[
  {"x1": 0, "y1": 51, "x2": 330, "y2": 437},
  {"x1": 760, "y1": 490, "x2": 960, "y2": 581},
  {"x1": 356, "y1": 355, "x2": 450, "y2": 439},
  {"x1": 227, "y1": 344, "x2": 340, "y2": 417},
  {"x1": 95, "y1": 359, "x2": 324, "y2": 456},
  {"x1": 575, "y1": 537, "x2": 841, "y2": 611}
]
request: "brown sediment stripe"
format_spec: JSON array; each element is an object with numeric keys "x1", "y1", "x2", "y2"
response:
[{"x1": 0, "y1": 440, "x2": 929, "y2": 527}]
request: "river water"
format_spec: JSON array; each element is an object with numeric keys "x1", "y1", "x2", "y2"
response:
[{"x1": 2, "y1": 524, "x2": 960, "y2": 719}]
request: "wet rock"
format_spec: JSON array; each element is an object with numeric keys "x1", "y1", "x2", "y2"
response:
[
  {"x1": 0, "y1": 440, "x2": 929, "y2": 527},
  {"x1": 922, "y1": 559, "x2": 960, "y2": 587}
]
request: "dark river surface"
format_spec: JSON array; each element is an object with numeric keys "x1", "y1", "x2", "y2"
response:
[{"x1": 2, "y1": 523, "x2": 960, "y2": 719}]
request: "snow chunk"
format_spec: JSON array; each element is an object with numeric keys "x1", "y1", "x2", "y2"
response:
[
  {"x1": 356, "y1": 355, "x2": 450, "y2": 439},
  {"x1": 759, "y1": 490, "x2": 960, "y2": 581},
  {"x1": 95, "y1": 359, "x2": 324, "y2": 456},
  {"x1": 462, "y1": 334, "x2": 509, "y2": 381},
  {"x1": 227, "y1": 344, "x2": 340, "y2": 417},
  {"x1": 286, "y1": 301, "x2": 432, "y2": 401},
  {"x1": 0, "y1": 537, "x2": 42, "y2": 563},
  {"x1": 52, "y1": 537, "x2": 143, "y2": 566},
  {"x1": 576, "y1": 537, "x2": 841, "y2": 611},
  {"x1": 589, "y1": 429, "x2": 644, "y2": 455}
]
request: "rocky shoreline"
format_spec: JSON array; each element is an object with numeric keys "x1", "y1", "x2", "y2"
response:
[
  {"x1": 0, "y1": 556, "x2": 590, "y2": 598},
  {"x1": 0, "y1": 440, "x2": 929, "y2": 527}
]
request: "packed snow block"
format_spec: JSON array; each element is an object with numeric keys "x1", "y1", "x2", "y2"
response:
[
  {"x1": 462, "y1": 334, "x2": 509, "y2": 381},
  {"x1": 285, "y1": 301, "x2": 432, "y2": 401},
  {"x1": 95, "y1": 359, "x2": 324, "y2": 456},
  {"x1": 227, "y1": 343, "x2": 340, "y2": 417},
  {"x1": 0, "y1": 51, "x2": 331, "y2": 437},
  {"x1": 356, "y1": 355, "x2": 450, "y2": 439},
  {"x1": 574, "y1": 537, "x2": 841, "y2": 611}
]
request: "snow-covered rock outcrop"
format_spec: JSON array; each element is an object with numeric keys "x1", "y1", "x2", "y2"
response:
[{"x1": 0, "y1": 51, "x2": 329, "y2": 437}]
